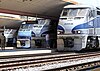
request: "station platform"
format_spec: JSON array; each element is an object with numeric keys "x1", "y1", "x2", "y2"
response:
[{"x1": 0, "y1": 47, "x2": 55, "y2": 56}]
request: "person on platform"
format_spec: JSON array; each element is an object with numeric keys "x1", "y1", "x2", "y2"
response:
[
  {"x1": 46, "y1": 33, "x2": 50, "y2": 48},
  {"x1": 1, "y1": 33, "x2": 5, "y2": 50}
]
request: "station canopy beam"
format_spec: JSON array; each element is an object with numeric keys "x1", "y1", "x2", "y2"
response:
[{"x1": 0, "y1": 0, "x2": 78, "y2": 20}]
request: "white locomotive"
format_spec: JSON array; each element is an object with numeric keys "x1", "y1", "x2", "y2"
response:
[
  {"x1": 17, "y1": 19, "x2": 50, "y2": 48},
  {"x1": 57, "y1": 4, "x2": 100, "y2": 51}
]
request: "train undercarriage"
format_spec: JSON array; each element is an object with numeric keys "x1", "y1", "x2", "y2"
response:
[{"x1": 57, "y1": 35, "x2": 100, "y2": 51}]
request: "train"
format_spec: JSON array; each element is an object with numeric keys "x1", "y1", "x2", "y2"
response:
[
  {"x1": 17, "y1": 19, "x2": 51, "y2": 48},
  {"x1": 0, "y1": 15, "x2": 22, "y2": 47},
  {"x1": 57, "y1": 4, "x2": 100, "y2": 51}
]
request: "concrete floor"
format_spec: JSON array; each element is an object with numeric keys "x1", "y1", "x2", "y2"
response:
[{"x1": 0, "y1": 47, "x2": 54, "y2": 56}]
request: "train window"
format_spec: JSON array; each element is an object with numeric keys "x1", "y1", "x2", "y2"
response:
[
  {"x1": 97, "y1": 11, "x2": 100, "y2": 15},
  {"x1": 62, "y1": 8, "x2": 78, "y2": 16},
  {"x1": 26, "y1": 21, "x2": 38, "y2": 24},
  {"x1": 28, "y1": 24, "x2": 33, "y2": 29},
  {"x1": 62, "y1": 9, "x2": 69, "y2": 16},
  {"x1": 78, "y1": 9, "x2": 88, "y2": 16},
  {"x1": 62, "y1": 8, "x2": 88, "y2": 17},
  {"x1": 89, "y1": 11, "x2": 94, "y2": 18},
  {"x1": 33, "y1": 26, "x2": 38, "y2": 27},
  {"x1": 68, "y1": 9, "x2": 78, "y2": 16},
  {"x1": 20, "y1": 24, "x2": 29, "y2": 29},
  {"x1": 38, "y1": 26, "x2": 42, "y2": 28},
  {"x1": 38, "y1": 20, "x2": 45, "y2": 24}
]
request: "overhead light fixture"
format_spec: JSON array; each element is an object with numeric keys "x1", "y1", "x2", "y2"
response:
[
  {"x1": 22, "y1": 0, "x2": 32, "y2": 2},
  {"x1": 17, "y1": 0, "x2": 32, "y2": 2}
]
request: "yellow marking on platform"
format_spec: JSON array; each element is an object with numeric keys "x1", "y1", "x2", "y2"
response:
[{"x1": 63, "y1": 0, "x2": 79, "y2": 4}]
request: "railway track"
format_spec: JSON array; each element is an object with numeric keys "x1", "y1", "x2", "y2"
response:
[{"x1": 0, "y1": 51, "x2": 100, "y2": 71}]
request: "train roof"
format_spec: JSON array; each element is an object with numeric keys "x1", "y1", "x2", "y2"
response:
[{"x1": 64, "y1": 4, "x2": 95, "y2": 9}]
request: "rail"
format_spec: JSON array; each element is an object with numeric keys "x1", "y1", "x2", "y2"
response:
[{"x1": 0, "y1": 52, "x2": 100, "y2": 71}]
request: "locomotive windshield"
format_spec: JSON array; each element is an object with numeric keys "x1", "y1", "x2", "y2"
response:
[
  {"x1": 62, "y1": 8, "x2": 88, "y2": 17},
  {"x1": 20, "y1": 24, "x2": 33, "y2": 29}
]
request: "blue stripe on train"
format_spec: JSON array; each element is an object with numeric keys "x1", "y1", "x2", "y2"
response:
[
  {"x1": 57, "y1": 25, "x2": 65, "y2": 32},
  {"x1": 72, "y1": 17, "x2": 100, "y2": 31}
]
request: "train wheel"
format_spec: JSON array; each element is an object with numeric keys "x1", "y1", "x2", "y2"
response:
[
  {"x1": 93, "y1": 38, "x2": 99, "y2": 49},
  {"x1": 86, "y1": 36, "x2": 99, "y2": 50},
  {"x1": 93, "y1": 40, "x2": 97, "y2": 48},
  {"x1": 86, "y1": 37, "x2": 92, "y2": 49},
  {"x1": 90, "y1": 37, "x2": 99, "y2": 49}
]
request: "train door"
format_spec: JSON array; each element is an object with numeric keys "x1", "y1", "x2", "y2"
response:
[
  {"x1": 88, "y1": 9, "x2": 95, "y2": 35},
  {"x1": 95, "y1": 10, "x2": 100, "y2": 48},
  {"x1": 95, "y1": 10, "x2": 100, "y2": 35},
  {"x1": 87, "y1": 9, "x2": 99, "y2": 49}
]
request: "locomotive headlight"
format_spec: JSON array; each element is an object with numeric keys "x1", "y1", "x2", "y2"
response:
[
  {"x1": 87, "y1": 39, "x2": 91, "y2": 42},
  {"x1": 57, "y1": 30, "x2": 64, "y2": 34},
  {"x1": 17, "y1": 40, "x2": 21, "y2": 45},
  {"x1": 57, "y1": 31, "x2": 61, "y2": 34},
  {"x1": 32, "y1": 34, "x2": 35, "y2": 37},
  {"x1": 77, "y1": 30, "x2": 81, "y2": 34},
  {"x1": 73, "y1": 30, "x2": 81, "y2": 34}
]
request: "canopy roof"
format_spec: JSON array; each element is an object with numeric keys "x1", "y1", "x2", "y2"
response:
[{"x1": 0, "y1": 0, "x2": 78, "y2": 19}]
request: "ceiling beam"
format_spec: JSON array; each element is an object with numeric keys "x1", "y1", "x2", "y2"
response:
[{"x1": 0, "y1": 8, "x2": 58, "y2": 20}]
